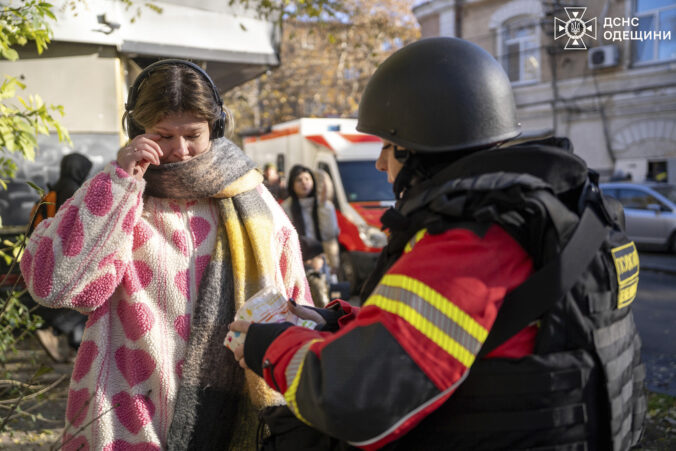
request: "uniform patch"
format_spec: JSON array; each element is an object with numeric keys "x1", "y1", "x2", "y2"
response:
[{"x1": 611, "y1": 242, "x2": 639, "y2": 309}]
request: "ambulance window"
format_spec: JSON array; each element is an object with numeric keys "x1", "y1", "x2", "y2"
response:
[{"x1": 337, "y1": 161, "x2": 395, "y2": 202}]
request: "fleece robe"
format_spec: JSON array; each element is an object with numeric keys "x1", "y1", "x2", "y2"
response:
[{"x1": 20, "y1": 162, "x2": 312, "y2": 450}]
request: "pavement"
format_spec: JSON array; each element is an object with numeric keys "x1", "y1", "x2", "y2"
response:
[{"x1": 640, "y1": 252, "x2": 676, "y2": 275}]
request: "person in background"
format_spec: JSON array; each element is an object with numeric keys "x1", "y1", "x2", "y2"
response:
[
  {"x1": 31, "y1": 152, "x2": 93, "y2": 362},
  {"x1": 21, "y1": 59, "x2": 312, "y2": 450},
  {"x1": 229, "y1": 37, "x2": 645, "y2": 450},
  {"x1": 262, "y1": 162, "x2": 288, "y2": 201},
  {"x1": 282, "y1": 165, "x2": 340, "y2": 276},
  {"x1": 313, "y1": 168, "x2": 341, "y2": 275},
  {"x1": 299, "y1": 236, "x2": 330, "y2": 308}
]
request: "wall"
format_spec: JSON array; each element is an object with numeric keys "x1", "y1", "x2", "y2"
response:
[
  {"x1": 413, "y1": 0, "x2": 676, "y2": 181},
  {"x1": 0, "y1": 43, "x2": 123, "y2": 134},
  {"x1": 0, "y1": 43, "x2": 124, "y2": 226}
]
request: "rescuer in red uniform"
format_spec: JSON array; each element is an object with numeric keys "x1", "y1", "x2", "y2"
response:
[{"x1": 229, "y1": 37, "x2": 645, "y2": 451}]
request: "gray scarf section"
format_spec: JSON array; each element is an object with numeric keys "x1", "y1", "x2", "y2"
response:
[{"x1": 143, "y1": 138, "x2": 256, "y2": 198}]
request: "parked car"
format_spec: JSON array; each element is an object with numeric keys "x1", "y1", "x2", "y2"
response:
[{"x1": 600, "y1": 182, "x2": 676, "y2": 253}]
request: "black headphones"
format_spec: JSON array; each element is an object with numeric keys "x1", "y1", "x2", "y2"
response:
[{"x1": 124, "y1": 59, "x2": 226, "y2": 139}]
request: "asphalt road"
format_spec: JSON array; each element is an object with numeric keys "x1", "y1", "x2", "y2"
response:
[{"x1": 633, "y1": 251, "x2": 676, "y2": 396}]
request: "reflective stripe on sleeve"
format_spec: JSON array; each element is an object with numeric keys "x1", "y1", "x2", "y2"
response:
[
  {"x1": 283, "y1": 338, "x2": 322, "y2": 425},
  {"x1": 365, "y1": 274, "x2": 488, "y2": 368},
  {"x1": 404, "y1": 228, "x2": 427, "y2": 254}
]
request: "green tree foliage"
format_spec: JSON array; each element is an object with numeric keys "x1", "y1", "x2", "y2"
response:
[
  {"x1": 0, "y1": 1, "x2": 70, "y2": 189},
  {"x1": 0, "y1": 1, "x2": 68, "y2": 436}
]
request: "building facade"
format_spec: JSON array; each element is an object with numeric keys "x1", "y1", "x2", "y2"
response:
[
  {"x1": 413, "y1": 0, "x2": 676, "y2": 182},
  {"x1": 0, "y1": 0, "x2": 280, "y2": 225}
]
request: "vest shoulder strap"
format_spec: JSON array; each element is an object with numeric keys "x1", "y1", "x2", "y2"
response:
[{"x1": 478, "y1": 206, "x2": 607, "y2": 357}]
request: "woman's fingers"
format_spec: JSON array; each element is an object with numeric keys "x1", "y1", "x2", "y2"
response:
[
  {"x1": 137, "y1": 134, "x2": 164, "y2": 163},
  {"x1": 228, "y1": 321, "x2": 251, "y2": 368},
  {"x1": 235, "y1": 345, "x2": 249, "y2": 369},
  {"x1": 117, "y1": 134, "x2": 164, "y2": 179},
  {"x1": 229, "y1": 320, "x2": 251, "y2": 334}
]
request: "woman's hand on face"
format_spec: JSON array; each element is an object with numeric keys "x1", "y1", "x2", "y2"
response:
[
  {"x1": 117, "y1": 134, "x2": 164, "y2": 181},
  {"x1": 229, "y1": 320, "x2": 251, "y2": 369}
]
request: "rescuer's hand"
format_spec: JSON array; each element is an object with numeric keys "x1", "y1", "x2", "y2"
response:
[{"x1": 287, "y1": 299, "x2": 327, "y2": 328}]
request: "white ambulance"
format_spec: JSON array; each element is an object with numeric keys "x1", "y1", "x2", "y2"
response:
[{"x1": 242, "y1": 118, "x2": 394, "y2": 293}]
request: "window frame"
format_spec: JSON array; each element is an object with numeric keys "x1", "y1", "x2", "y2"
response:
[
  {"x1": 631, "y1": 0, "x2": 676, "y2": 66},
  {"x1": 497, "y1": 15, "x2": 541, "y2": 86}
]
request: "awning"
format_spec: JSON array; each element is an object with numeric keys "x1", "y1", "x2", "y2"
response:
[{"x1": 50, "y1": 0, "x2": 280, "y2": 90}]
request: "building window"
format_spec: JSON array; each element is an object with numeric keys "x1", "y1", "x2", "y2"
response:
[
  {"x1": 632, "y1": 0, "x2": 676, "y2": 64},
  {"x1": 499, "y1": 15, "x2": 540, "y2": 84}
]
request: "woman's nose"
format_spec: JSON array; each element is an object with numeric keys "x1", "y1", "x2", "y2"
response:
[{"x1": 171, "y1": 138, "x2": 189, "y2": 157}]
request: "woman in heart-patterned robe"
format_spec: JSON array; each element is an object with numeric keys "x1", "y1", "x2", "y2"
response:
[{"x1": 20, "y1": 61, "x2": 312, "y2": 450}]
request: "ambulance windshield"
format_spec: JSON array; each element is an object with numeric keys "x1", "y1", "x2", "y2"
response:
[{"x1": 337, "y1": 161, "x2": 395, "y2": 202}]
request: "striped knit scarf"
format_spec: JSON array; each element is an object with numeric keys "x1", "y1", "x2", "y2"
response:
[{"x1": 143, "y1": 138, "x2": 284, "y2": 449}]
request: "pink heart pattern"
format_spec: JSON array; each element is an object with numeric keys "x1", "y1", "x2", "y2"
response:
[
  {"x1": 174, "y1": 314, "x2": 191, "y2": 341},
  {"x1": 122, "y1": 260, "x2": 154, "y2": 295},
  {"x1": 66, "y1": 388, "x2": 90, "y2": 427},
  {"x1": 112, "y1": 391, "x2": 155, "y2": 434},
  {"x1": 190, "y1": 216, "x2": 211, "y2": 247},
  {"x1": 117, "y1": 299, "x2": 154, "y2": 341},
  {"x1": 33, "y1": 237, "x2": 54, "y2": 298},
  {"x1": 57, "y1": 205, "x2": 84, "y2": 257},
  {"x1": 63, "y1": 434, "x2": 89, "y2": 451},
  {"x1": 103, "y1": 440, "x2": 160, "y2": 451},
  {"x1": 172, "y1": 230, "x2": 189, "y2": 256},
  {"x1": 195, "y1": 255, "x2": 211, "y2": 287},
  {"x1": 73, "y1": 274, "x2": 116, "y2": 308},
  {"x1": 115, "y1": 346, "x2": 156, "y2": 387},
  {"x1": 84, "y1": 173, "x2": 113, "y2": 216},
  {"x1": 133, "y1": 222, "x2": 154, "y2": 251},
  {"x1": 73, "y1": 341, "x2": 98, "y2": 382},
  {"x1": 86, "y1": 302, "x2": 110, "y2": 328},
  {"x1": 122, "y1": 206, "x2": 136, "y2": 234},
  {"x1": 175, "y1": 269, "x2": 190, "y2": 301}
]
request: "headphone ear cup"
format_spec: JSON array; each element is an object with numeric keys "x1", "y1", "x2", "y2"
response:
[
  {"x1": 126, "y1": 115, "x2": 144, "y2": 139},
  {"x1": 211, "y1": 111, "x2": 226, "y2": 139}
]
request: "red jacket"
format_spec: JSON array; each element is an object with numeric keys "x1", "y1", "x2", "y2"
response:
[{"x1": 245, "y1": 224, "x2": 536, "y2": 449}]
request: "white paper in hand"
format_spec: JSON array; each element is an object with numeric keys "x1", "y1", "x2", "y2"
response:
[{"x1": 224, "y1": 286, "x2": 316, "y2": 351}]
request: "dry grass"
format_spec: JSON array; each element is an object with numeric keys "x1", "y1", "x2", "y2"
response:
[{"x1": 1, "y1": 336, "x2": 674, "y2": 449}]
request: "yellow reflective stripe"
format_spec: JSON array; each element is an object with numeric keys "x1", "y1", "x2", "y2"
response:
[
  {"x1": 283, "y1": 339, "x2": 321, "y2": 426},
  {"x1": 368, "y1": 294, "x2": 476, "y2": 368},
  {"x1": 379, "y1": 274, "x2": 488, "y2": 343},
  {"x1": 404, "y1": 228, "x2": 427, "y2": 254}
]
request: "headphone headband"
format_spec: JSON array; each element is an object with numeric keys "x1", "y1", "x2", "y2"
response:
[{"x1": 125, "y1": 59, "x2": 226, "y2": 139}]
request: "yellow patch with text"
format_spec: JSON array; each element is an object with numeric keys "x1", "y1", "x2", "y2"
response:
[{"x1": 611, "y1": 242, "x2": 639, "y2": 309}]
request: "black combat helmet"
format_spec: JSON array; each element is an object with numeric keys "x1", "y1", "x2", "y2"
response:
[{"x1": 357, "y1": 37, "x2": 521, "y2": 153}]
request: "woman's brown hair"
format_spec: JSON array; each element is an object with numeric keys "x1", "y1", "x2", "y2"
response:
[{"x1": 122, "y1": 63, "x2": 233, "y2": 138}]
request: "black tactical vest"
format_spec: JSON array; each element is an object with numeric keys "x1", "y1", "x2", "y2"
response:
[{"x1": 366, "y1": 141, "x2": 646, "y2": 451}]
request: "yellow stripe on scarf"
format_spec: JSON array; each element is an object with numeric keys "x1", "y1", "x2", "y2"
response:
[
  {"x1": 216, "y1": 168, "x2": 285, "y2": 409},
  {"x1": 213, "y1": 170, "x2": 263, "y2": 199}
]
